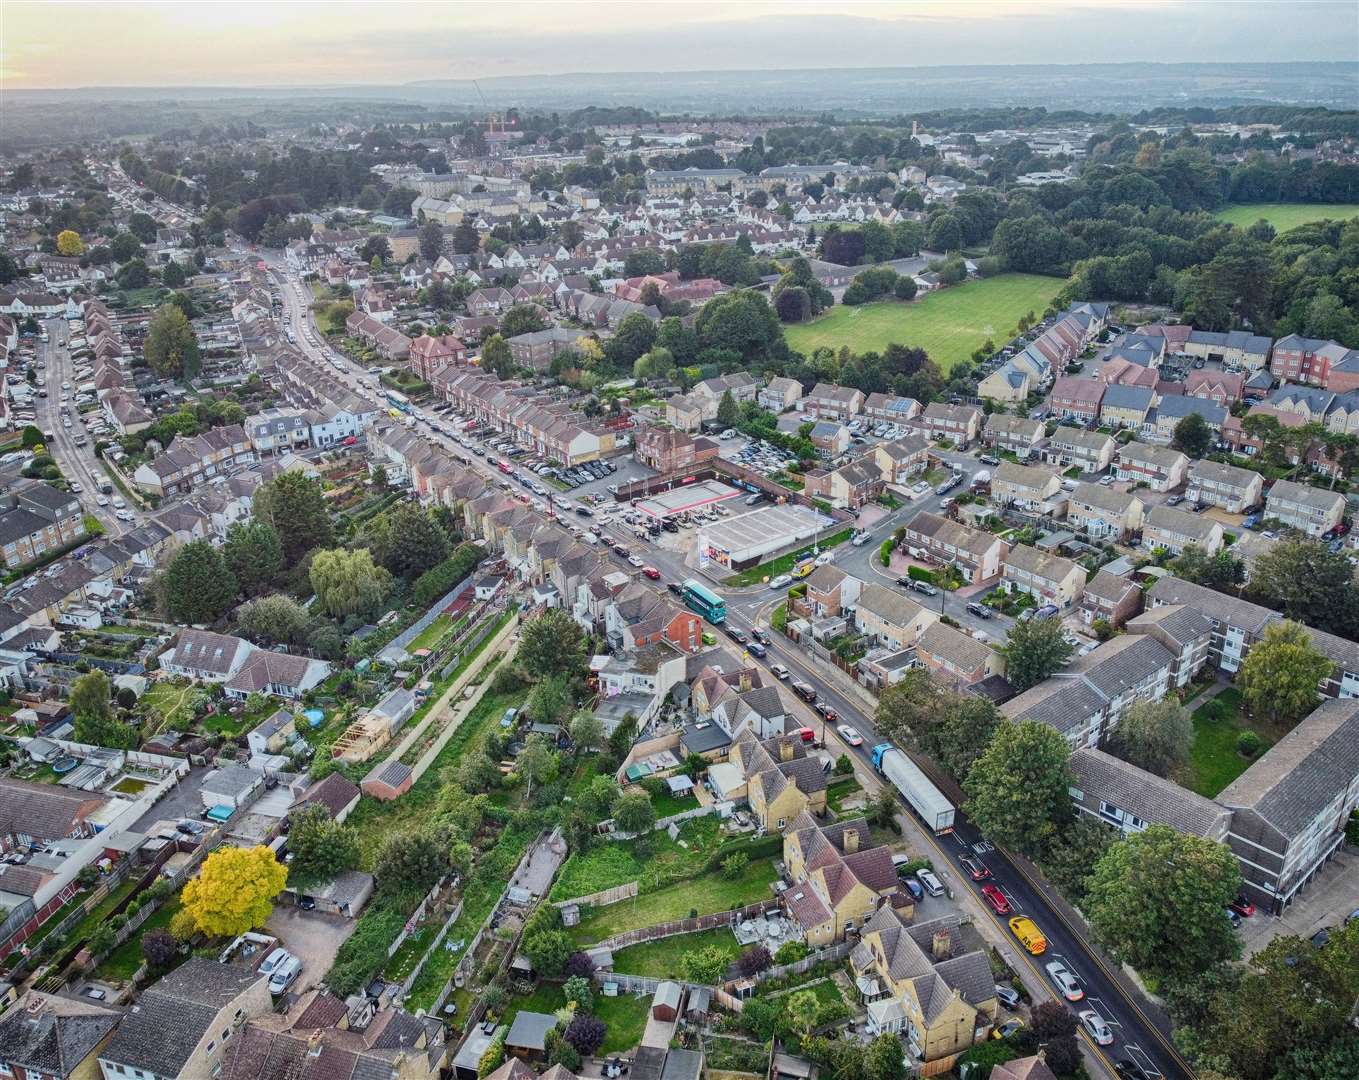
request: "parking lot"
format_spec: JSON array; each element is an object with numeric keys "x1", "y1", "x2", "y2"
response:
[{"x1": 264, "y1": 904, "x2": 358, "y2": 995}]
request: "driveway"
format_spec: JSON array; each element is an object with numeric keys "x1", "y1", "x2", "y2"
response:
[
  {"x1": 130, "y1": 765, "x2": 211, "y2": 832},
  {"x1": 265, "y1": 906, "x2": 357, "y2": 994}
]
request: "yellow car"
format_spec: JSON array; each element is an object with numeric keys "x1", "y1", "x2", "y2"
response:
[
  {"x1": 1008, "y1": 915, "x2": 1047, "y2": 955},
  {"x1": 792, "y1": 562, "x2": 815, "y2": 579},
  {"x1": 992, "y1": 1018, "x2": 1025, "y2": 1041}
]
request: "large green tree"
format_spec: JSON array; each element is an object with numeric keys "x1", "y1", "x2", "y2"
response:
[
  {"x1": 1171, "y1": 411, "x2": 1212, "y2": 457},
  {"x1": 235, "y1": 593, "x2": 311, "y2": 647},
  {"x1": 286, "y1": 803, "x2": 359, "y2": 888},
  {"x1": 1107, "y1": 698, "x2": 1192, "y2": 779},
  {"x1": 253, "y1": 472, "x2": 335, "y2": 565},
  {"x1": 1170, "y1": 545, "x2": 1244, "y2": 592},
  {"x1": 1002, "y1": 617, "x2": 1074, "y2": 692},
  {"x1": 1087, "y1": 825, "x2": 1241, "y2": 984},
  {"x1": 70, "y1": 670, "x2": 136, "y2": 749},
  {"x1": 1237, "y1": 620, "x2": 1332, "y2": 729},
  {"x1": 309, "y1": 548, "x2": 388, "y2": 619},
  {"x1": 1246, "y1": 538, "x2": 1359, "y2": 638},
  {"x1": 963, "y1": 720, "x2": 1073, "y2": 855},
  {"x1": 222, "y1": 519, "x2": 284, "y2": 596},
  {"x1": 160, "y1": 540, "x2": 237, "y2": 624},
  {"x1": 519, "y1": 609, "x2": 586, "y2": 679},
  {"x1": 143, "y1": 303, "x2": 201, "y2": 381},
  {"x1": 379, "y1": 503, "x2": 450, "y2": 578}
]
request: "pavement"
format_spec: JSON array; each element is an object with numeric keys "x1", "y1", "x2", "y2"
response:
[
  {"x1": 130, "y1": 764, "x2": 211, "y2": 831},
  {"x1": 264, "y1": 905, "x2": 358, "y2": 995},
  {"x1": 1239, "y1": 846, "x2": 1359, "y2": 958}
]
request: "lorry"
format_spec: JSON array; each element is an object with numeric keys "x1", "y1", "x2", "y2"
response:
[{"x1": 870, "y1": 743, "x2": 956, "y2": 833}]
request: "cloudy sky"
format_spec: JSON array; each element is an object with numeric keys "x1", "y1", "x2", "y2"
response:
[{"x1": 4, "y1": 0, "x2": 1355, "y2": 89}]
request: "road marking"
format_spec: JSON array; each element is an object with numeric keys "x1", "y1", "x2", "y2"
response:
[{"x1": 1086, "y1": 997, "x2": 1120, "y2": 1026}]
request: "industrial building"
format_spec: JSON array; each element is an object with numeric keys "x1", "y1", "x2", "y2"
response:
[{"x1": 699, "y1": 504, "x2": 835, "y2": 569}]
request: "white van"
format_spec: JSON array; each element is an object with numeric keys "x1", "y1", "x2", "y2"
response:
[
  {"x1": 268, "y1": 954, "x2": 302, "y2": 994},
  {"x1": 258, "y1": 948, "x2": 291, "y2": 978}
]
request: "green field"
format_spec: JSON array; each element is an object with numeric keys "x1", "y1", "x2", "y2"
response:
[
  {"x1": 1186, "y1": 688, "x2": 1277, "y2": 798},
  {"x1": 1215, "y1": 203, "x2": 1359, "y2": 231},
  {"x1": 784, "y1": 273, "x2": 1067, "y2": 371}
]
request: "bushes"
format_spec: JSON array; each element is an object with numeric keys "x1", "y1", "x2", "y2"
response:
[
  {"x1": 412, "y1": 543, "x2": 485, "y2": 607},
  {"x1": 1238, "y1": 730, "x2": 1263, "y2": 758},
  {"x1": 327, "y1": 902, "x2": 407, "y2": 997},
  {"x1": 878, "y1": 539, "x2": 893, "y2": 567}
]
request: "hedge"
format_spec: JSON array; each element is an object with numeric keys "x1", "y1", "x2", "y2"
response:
[{"x1": 413, "y1": 543, "x2": 486, "y2": 607}]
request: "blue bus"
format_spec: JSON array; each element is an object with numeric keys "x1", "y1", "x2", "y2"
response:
[
  {"x1": 681, "y1": 579, "x2": 727, "y2": 624},
  {"x1": 385, "y1": 390, "x2": 411, "y2": 414}
]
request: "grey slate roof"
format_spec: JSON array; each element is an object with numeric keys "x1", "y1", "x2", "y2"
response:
[
  {"x1": 1001, "y1": 677, "x2": 1107, "y2": 734},
  {"x1": 1217, "y1": 697, "x2": 1359, "y2": 838},
  {"x1": 506, "y1": 1010, "x2": 557, "y2": 1052},
  {"x1": 1071, "y1": 748, "x2": 1230, "y2": 838},
  {"x1": 1126, "y1": 604, "x2": 1213, "y2": 648},
  {"x1": 0, "y1": 992, "x2": 121, "y2": 1077}
]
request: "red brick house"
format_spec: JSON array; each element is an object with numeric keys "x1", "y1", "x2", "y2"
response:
[
  {"x1": 634, "y1": 427, "x2": 720, "y2": 473},
  {"x1": 1049, "y1": 376, "x2": 1106, "y2": 422},
  {"x1": 360, "y1": 760, "x2": 413, "y2": 802},
  {"x1": 1186, "y1": 369, "x2": 1244, "y2": 407},
  {"x1": 1270, "y1": 335, "x2": 1359, "y2": 388},
  {"x1": 408, "y1": 333, "x2": 467, "y2": 381}
]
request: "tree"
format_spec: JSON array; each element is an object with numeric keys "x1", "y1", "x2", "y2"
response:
[
  {"x1": 501, "y1": 303, "x2": 547, "y2": 338},
  {"x1": 70, "y1": 670, "x2": 135, "y2": 749},
  {"x1": 1086, "y1": 824, "x2": 1241, "y2": 984},
  {"x1": 161, "y1": 260, "x2": 187, "y2": 288},
  {"x1": 143, "y1": 303, "x2": 201, "y2": 381},
  {"x1": 963, "y1": 720, "x2": 1073, "y2": 855},
  {"x1": 613, "y1": 790, "x2": 656, "y2": 835},
  {"x1": 56, "y1": 229, "x2": 84, "y2": 256},
  {"x1": 523, "y1": 927, "x2": 573, "y2": 978},
  {"x1": 180, "y1": 846, "x2": 287, "y2": 937},
  {"x1": 519, "y1": 609, "x2": 586, "y2": 679},
  {"x1": 1020, "y1": 1001, "x2": 1080, "y2": 1075},
  {"x1": 253, "y1": 473, "x2": 334, "y2": 566},
  {"x1": 1037, "y1": 815, "x2": 1114, "y2": 906},
  {"x1": 736, "y1": 944, "x2": 772, "y2": 977},
  {"x1": 141, "y1": 927, "x2": 178, "y2": 970},
  {"x1": 517, "y1": 734, "x2": 557, "y2": 798},
  {"x1": 374, "y1": 826, "x2": 460, "y2": 896},
  {"x1": 1237, "y1": 620, "x2": 1332, "y2": 728},
  {"x1": 222, "y1": 520, "x2": 284, "y2": 596},
  {"x1": 680, "y1": 943, "x2": 734, "y2": 984},
  {"x1": 1107, "y1": 699, "x2": 1193, "y2": 778},
  {"x1": 563, "y1": 973, "x2": 594, "y2": 1013},
  {"x1": 235, "y1": 593, "x2": 310, "y2": 647},
  {"x1": 419, "y1": 221, "x2": 444, "y2": 261},
  {"x1": 563, "y1": 1014, "x2": 607, "y2": 1056},
  {"x1": 380, "y1": 502, "x2": 449, "y2": 578},
  {"x1": 1171, "y1": 545, "x2": 1244, "y2": 592},
  {"x1": 287, "y1": 803, "x2": 359, "y2": 888},
  {"x1": 481, "y1": 334, "x2": 514, "y2": 379},
  {"x1": 1003, "y1": 618, "x2": 1074, "y2": 692},
  {"x1": 309, "y1": 547, "x2": 388, "y2": 619},
  {"x1": 716, "y1": 389, "x2": 740, "y2": 428},
  {"x1": 582, "y1": 775, "x2": 621, "y2": 820},
  {"x1": 785, "y1": 988, "x2": 821, "y2": 1038},
  {"x1": 930, "y1": 696, "x2": 1002, "y2": 783},
  {"x1": 115, "y1": 258, "x2": 151, "y2": 288},
  {"x1": 161, "y1": 540, "x2": 237, "y2": 624},
  {"x1": 358, "y1": 236, "x2": 391, "y2": 264},
  {"x1": 874, "y1": 667, "x2": 950, "y2": 750},
  {"x1": 864, "y1": 1033, "x2": 908, "y2": 1080},
  {"x1": 452, "y1": 220, "x2": 480, "y2": 254},
  {"x1": 568, "y1": 710, "x2": 605, "y2": 754},
  {"x1": 1172, "y1": 411, "x2": 1212, "y2": 457},
  {"x1": 1247, "y1": 538, "x2": 1359, "y2": 637}
]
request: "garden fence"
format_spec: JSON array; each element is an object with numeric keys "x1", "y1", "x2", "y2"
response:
[
  {"x1": 595, "y1": 899, "x2": 782, "y2": 951},
  {"x1": 386, "y1": 876, "x2": 454, "y2": 961},
  {"x1": 382, "y1": 573, "x2": 479, "y2": 661},
  {"x1": 553, "y1": 881, "x2": 638, "y2": 910},
  {"x1": 742, "y1": 941, "x2": 852, "y2": 986},
  {"x1": 600, "y1": 802, "x2": 714, "y2": 840},
  {"x1": 400, "y1": 899, "x2": 463, "y2": 998}
]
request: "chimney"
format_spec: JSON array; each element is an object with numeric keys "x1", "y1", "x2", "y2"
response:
[
  {"x1": 843, "y1": 826, "x2": 860, "y2": 854},
  {"x1": 931, "y1": 929, "x2": 952, "y2": 962},
  {"x1": 738, "y1": 671, "x2": 752, "y2": 693},
  {"x1": 779, "y1": 738, "x2": 795, "y2": 762},
  {"x1": 307, "y1": 1029, "x2": 324, "y2": 1058}
]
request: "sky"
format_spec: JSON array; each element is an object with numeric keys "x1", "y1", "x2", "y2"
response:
[{"x1": 3, "y1": 0, "x2": 1356, "y2": 90}]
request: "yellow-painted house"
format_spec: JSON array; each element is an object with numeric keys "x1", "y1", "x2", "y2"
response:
[
  {"x1": 729, "y1": 732, "x2": 828, "y2": 832},
  {"x1": 782, "y1": 812, "x2": 905, "y2": 946}
]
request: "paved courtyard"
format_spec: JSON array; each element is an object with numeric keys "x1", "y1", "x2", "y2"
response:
[{"x1": 1239, "y1": 845, "x2": 1359, "y2": 957}]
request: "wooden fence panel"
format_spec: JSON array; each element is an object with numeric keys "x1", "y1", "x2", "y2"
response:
[{"x1": 554, "y1": 881, "x2": 638, "y2": 910}]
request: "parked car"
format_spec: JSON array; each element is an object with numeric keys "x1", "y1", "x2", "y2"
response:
[
  {"x1": 992, "y1": 1019, "x2": 1025, "y2": 1041},
  {"x1": 792, "y1": 681, "x2": 817, "y2": 703},
  {"x1": 958, "y1": 855, "x2": 990, "y2": 881},
  {"x1": 1079, "y1": 1010, "x2": 1115, "y2": 1046},
  {"x1": 916, "y1": 868, "x2": 944, "y2": 897},
  {"x1": 994, "y1": 984, "x2": 1021, "y2": 1009},
  {"x1": 836, "y1": 724, "x2": 862, "y2": 746},
  {"x1": 981, "y1": 884, "x2": 1011, "y2": 915},
  {"x1": 746, "y1": 641, "x2": 767, "y2": 658},
  {"x1": 908, "y1": 579, "x2": 939, "y2": 597},
  {"x1": 1046, "y1": 960, "x2": 1085, "y2": 1001},
  {"x1": 770, "y1": 664, "x2": 791, "y2": 680},
  {"x1": 1009, "y1": 916, "x2": 1047, "y2": 954},
  {"x1": 1228, "y1": 896, "x2": 1256, "y2": 918},
  {"x1": 966, "y1": 602, "x2": 992, "y2": 619}
]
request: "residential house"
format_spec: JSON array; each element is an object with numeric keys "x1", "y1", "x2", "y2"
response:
[
  {"x1": 98, "y1": 956, "x2": 273, "y2": 1080},
  {"x1": 729, "y1": 731, "x2": 829, "y2": 831},
  {"x1": 900, "y1": 512, "x2": 1008, "y2": 584},
  {"x1": 977, "y1": 360, "x2": 1032, "y2": 404},
  {"x1": 1066, "y1": 483, "x2": 1144, "y2": 542},
  {"x1": 991, "y1": 1057, "x2": 1060, "y2": 1080},
  {"x1": 1098, "y1": 384, "x2": 1155, "y2": 430},
  {"x1": 633, "y1": 427, "x2": 720, "y2": 474},
  {"x1": 807, "y1": 421, "x2": 851, "y2": 458},
  {"x1": 1142, "y1": 504, "x2": 1225, "y2": 555},
  {"x1": 99, "y1": 389, "x2": 153, "y2": 434},
  {"x1": 915, "y1": 622, "x2": 1004, "y2": 686},
  {"x1": 1124, "y1": 605, "x2": 1214, "y2": 689},
  {"x1": 246, "y1": 408, "x2": 310, "y2": 458},
  {"x1": 1069, "y1": 748, "x2": 1231, "y2": 840},
  {"x1": 1186, "y1": 459, "x2": 1263, "y2": 514},
  {"x1": 1048, "y1": 376, "x2": 1105, "y2": 422},
  {"x1": 861, "y1": 393, "x2": 921, "y2": 426},
  {"x1": 507, "y1": 328, "x2": 594, "y2": 372},
  {"x1": 408, "y1": 333, "x2": 468, "y2": 381},
  {"x1": 783, "y1": 813, "x2": 901, "y2": 946},
  {"x1": 664, "y1": 395, "x2": 704, "y2": 433},
  {"x1": 132, "y1": 425, "x2": 255, "y2": 498},
  {"x1": 0, "y1": 482, "x2": 86, "y2": 569},
  {"x1": 759, "y1": 376, "x2": 804, "y2": 414},
  {"x1": 919, "y1": 402, "x2": 981, "y2": 447},
  {"x1": 1078, "y1": 569, "x2": 1143, "y2": 629},
  {"x1": 804, "y1": 565, "x2": 863, "y2": 617},
  {"x1": 1184, "y1": 330, "x2": 1273, "y2": 371},
  {"x1": 295, "y1": 772, "x2": 362, "y2": 824},
  {"x1": 0, "y1": 779, "x2": 107, "y2": 855},
  {"x1": 0, "y1": 991, "x2": 121, "y2": 1080},
  {"x1": 850, "y1": 905, "x2": 997, "y2": 1063},
  {"x1": 692, "y1": 372, "x2": 757, "y2": 408},
  {"x1": 983, "y1": 414, "x2": 1044, "y2": 459},
  {"x1": 1115, "y1": 443, "x2": 1189, "y2": 493},
  {"x1": 1151, "y1": 395, "x2": 1228, "y2": 443},
  {"x1": 158, "y1": 629, "x2": 255, "y2": 683},
  {"x1": 853, "y1": 583, "x2": 939, "y2": 650},
  {"x1": 803, "y1": 383, "x2": 864, "y2": 421},
  {"x1": 802, "y1": 457, "x2": 882, "y2": 510},
  {"x1": 1002, "y1": 545, "x2": 1087, "y2": 609},
  {"x1": 991, "y1": 461, "x2": 1065, "y2": 516},
  {"x1": 1219, "y1": 697, "x2": 1359, "y2": 913},
  {"x1": 1044, "y1": 427, "x2": 1115, "y2": 474},
  {"x1": 872, "y1": 434, "x2": 931, "y2": 484},
  {"x1": 1269, "y1": 334, "x2": 1356, "y2": 388},
  {"x1": 1264, "y1": 479, "x2": 1345, "y2": 536},
  {"x1": 1186, "y1": 369, "x2": 1245, "y2": 407}
]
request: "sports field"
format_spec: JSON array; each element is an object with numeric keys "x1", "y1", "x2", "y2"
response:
[
  {"x1": 784, "y1": 272, "x2": 1067, "y2": 372},
  {"x1": 1215, "y1": 202, "x2": 1359, "y2": 230}
]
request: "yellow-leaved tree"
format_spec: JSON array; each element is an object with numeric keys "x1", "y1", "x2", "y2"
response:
[
  {"x1": 56, "y1": 229, "x2": 84, "y2": 256},
  {"x1": 176, "y1": 845, "x2": 288, "y2": 938}
]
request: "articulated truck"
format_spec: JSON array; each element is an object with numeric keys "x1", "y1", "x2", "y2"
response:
[{"x1": 870, "y1": 743, "x2": 956, "y2": 834}]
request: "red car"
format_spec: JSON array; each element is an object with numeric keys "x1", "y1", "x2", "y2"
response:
[
  {"x1": 1336, "y1": 521, "x2": 1351, "y2": 536},
  {"x1": 959, "y1": 855, "x2": 990, "y2": 882},
  {"x1": 641, "y1": 566, "x2": 661, "y2": 580},
  {"x1": 981, "y1": 884, "x2": 1011, "y2": 915},
  {"x1": 1229, "y1": 896, "x2": 1256, "y2": 918},
  {"x1": 795, "y1": 726, "x2": 816, "y2": 743}
]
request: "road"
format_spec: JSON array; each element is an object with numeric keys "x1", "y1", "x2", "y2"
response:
[{"x1": 35, "y1": 317, "x2": 127, "y2": 537}]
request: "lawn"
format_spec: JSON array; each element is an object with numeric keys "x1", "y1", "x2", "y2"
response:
[
  {"x1": 1186, "y1": 688, "x2": 1277, "y2": 798},
  {"x1": 94, "y1": 898, "x2": 181, "y2": 983},
  {"x1": 1214, "y1": 203, "x2": 1359, "y2": 231},
  {"x1": 610, "y1": 926, "x2": 737, "y2": 978},
  {"x1": 504, "y1": 982, "x2": 651, "y2": 1055},
  {"x1": 826, "y1": 775, "x2": 865, "y2": 816},
  {"x1": 409, "y1": 613, "x2": 453, "y2": 653},
  {"x1": 568, "y1": 856, "x2": 780, "y2": 946},
  {"x1": 63, "y1": 877, "x2": 140, "y2": 946},
  {"x1": 140, "y1": 681, "x2": 199, "y2": 731},
  {"x1": 784, "y1": 273, "x2": 1068, "y2": 371},
  {"x1": 725, "y1": 529, "x2": 854, "y2": 588}
]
